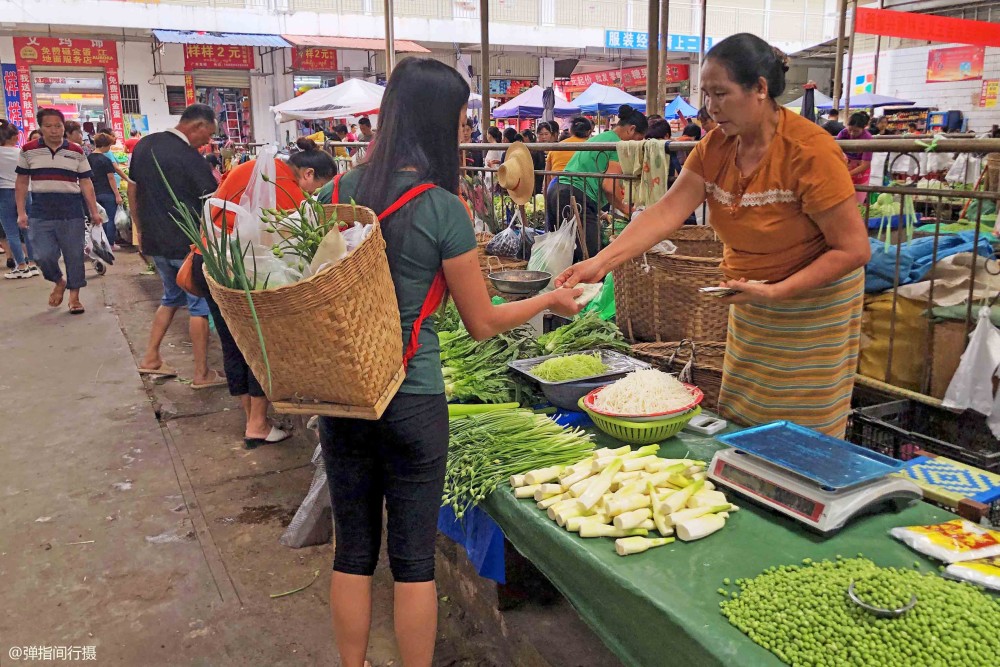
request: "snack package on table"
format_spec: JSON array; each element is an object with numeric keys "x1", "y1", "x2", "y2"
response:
[
  {"x1": 890, "y1": 519, "x2": 1000, "y2": 563},
  {"x1": 944, "y1": 556, "x2": 1000, "y2": 591}
]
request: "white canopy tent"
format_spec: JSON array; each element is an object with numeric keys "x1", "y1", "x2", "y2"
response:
[{"x1": 270, "y1": 78, "x2": 385, "y2": 123}]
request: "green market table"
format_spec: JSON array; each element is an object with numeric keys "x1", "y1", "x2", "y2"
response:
[{"x1": 483, "y1": 427, "x2": 952, "y2": 667}]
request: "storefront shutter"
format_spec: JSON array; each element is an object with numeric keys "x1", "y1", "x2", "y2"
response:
[{"x1": 190, "y1": 70, "x2": 252, "y2": 88}]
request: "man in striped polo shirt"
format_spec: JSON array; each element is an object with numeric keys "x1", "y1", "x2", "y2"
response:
[{"x1": 15, "y1": 108, "x2": 102, "y2": 314}]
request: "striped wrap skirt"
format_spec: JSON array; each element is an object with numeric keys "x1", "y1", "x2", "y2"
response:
[{"x1": 717, "y1": 268, "x2": 865, "y2": 438}]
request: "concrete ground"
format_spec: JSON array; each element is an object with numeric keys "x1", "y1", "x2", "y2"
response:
[{"x1": 0, "y1": 248, "x2": 620, "y2": 667}]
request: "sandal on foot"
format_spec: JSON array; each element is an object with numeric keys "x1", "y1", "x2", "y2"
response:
[
  {"x1": 68, "y1": 303, "x2": 85, "y2": 315},
  {"x1": 244, "y1": 426, "x2": 290, "y2": 450},
  {"x1": 48, "y1": 282, "x2": 67, "y2": 307},
  {"x1": 138, "y1": 364, "x2": 178, "y2": 378},
  {"x1": 191, "y1": 370, "x2": 227, "y2": 390}
]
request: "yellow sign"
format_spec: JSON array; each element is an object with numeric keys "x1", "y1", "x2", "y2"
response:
[{"x1": 980, "y1": 79, "x2": 998, "y2": 108}]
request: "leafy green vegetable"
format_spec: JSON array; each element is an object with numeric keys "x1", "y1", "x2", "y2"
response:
[
  {"x1": 533, "y1": 352, "x2": 608, "y2": 382},
  {"x1": 536, "y1": 312, "x2": 630, "y2": 355},
  {"x1": 440, "y1": 324, "x2": 538, "y2": 404}
]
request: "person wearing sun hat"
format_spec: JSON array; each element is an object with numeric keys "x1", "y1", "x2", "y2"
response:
[{"x1": 496, "y1": 140, "x2": 535, "y2": 206}]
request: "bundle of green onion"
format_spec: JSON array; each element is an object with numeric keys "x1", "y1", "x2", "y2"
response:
[
  {"x1": 536, "y1": 312, "x2": 630, "y2": 356},
  {"x1": 532, "y1": 352, "x2": 608, "y2": 382},
  {"x1": 443, "y1": 410, "x2": 594, "y2": 518},
  {"x1": 720, "y1": 557, "x2": 1000, "y2": 666},
  {"x1": 439, "y1": 324, "x2": 537, "y2": 404}
]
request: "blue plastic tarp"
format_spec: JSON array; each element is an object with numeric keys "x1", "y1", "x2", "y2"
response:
[
  {"x1": 865, "y1": 231, "x2": 996, "y2": 293},
  {"x1": 664, "y1": 96, "x2": 698, "y2": 119},
  {"x1": 438, "y1": 504, "x2": 506, "y2": 583},
  {"x1": 574, "y1": 83, "x2": 646, "y2": 115},
  {"x1": 493, "y1": 85, "x2": 581, "y2": 119}
]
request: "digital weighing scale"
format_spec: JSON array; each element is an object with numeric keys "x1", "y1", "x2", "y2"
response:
[{"x1": 708, "y1": 422, "x2": 922, "y2": 535}]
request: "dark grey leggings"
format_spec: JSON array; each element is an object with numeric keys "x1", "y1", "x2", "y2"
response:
[{"x1": 319, "y1": 392, "x2": 448, "y2": 583}]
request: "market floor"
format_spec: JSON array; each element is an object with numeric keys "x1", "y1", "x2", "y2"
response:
[{"x1": 0, "y1": 250, "x2": 504, "y2": 666}]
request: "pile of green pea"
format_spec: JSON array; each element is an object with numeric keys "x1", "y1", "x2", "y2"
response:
[{"x1": 719, "y1": 557, "x2": 1000, "y2": 666}]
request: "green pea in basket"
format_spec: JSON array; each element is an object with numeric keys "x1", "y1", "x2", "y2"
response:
[{"x1": 578, "y1": 398, "x2": 701, "y2": 445}]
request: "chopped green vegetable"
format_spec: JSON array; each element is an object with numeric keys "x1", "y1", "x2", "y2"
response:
[
  {"x1": 535, "y1": 312, "x2": 630, "y2": 355},
  {"x1": 447, "y1": 402, "x2": 519, "y2": 418},
  {"x1": 532, "y1": 352, "x2": 608, "y2": 382}
]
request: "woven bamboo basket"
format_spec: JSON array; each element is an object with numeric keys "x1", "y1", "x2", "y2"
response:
[
  {"x1": 477, "y1": 232, "x2": 529, "y2": 298},
  {"x1": 205, "y1": 204, "x2": 405, "y2": 420},
  {"x1": 631, "y1": 341, "x2": 726, "y2": 411},
  {"x1": 613, "y1": 226, "x2": 729, "y2": 343}
]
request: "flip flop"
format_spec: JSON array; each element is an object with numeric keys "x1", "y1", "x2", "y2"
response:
[
  {"x1": 191, "y1": 370, "x2": 227, "y2": 390},
  {"x1": 137, "y1": 364, "x2": 178, "y2": 378},
  {"x1": 48, "y1": 282, "x2": 67, "y2": 307},
  {"x1": 244, "y1": 426, "x2": 291, "y2": 450},
  {"x1": 68, "y1": 303, "x2": 85, "y2": 315}
]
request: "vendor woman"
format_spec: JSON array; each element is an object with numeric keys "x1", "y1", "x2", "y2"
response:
[
  {"x1": 557, "y1": 33, "x2": 871, "y2": 438},
  {"x1": 317, "y1": 58, "x2": 582, "y2": 667}
]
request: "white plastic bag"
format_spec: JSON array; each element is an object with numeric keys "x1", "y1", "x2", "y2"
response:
[
  {"x1": 114, "y1": 205, "x2": 129, "y2": 234},
  {"x1": 234, "y1": 145, "x2": 278, "y2": 248},
  {"x1": 528, "y1": 215, "x2": 577, "y2": 291},
  {"x1": 942, "y1": 306, "x2": 1000, "y2": 415},
  {"x1": 89, "y1": 223, "x2": 115, "y2": 264}
]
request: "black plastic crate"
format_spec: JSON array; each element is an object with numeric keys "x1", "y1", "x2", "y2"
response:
[{"x1": 846, "y1": 400, "x2": 1000, "y2": 473}]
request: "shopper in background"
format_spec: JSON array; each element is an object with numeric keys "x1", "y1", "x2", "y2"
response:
[
  {"x1": 124, "y1": 129, "x2": 142, "y2": 153},
  {"x1": 645, "y1": 119, "x2": 671, "y2": 139},
  {"x1": 64, "y1": 121, "x2": 91, "y2": 155},
  {"x1": 129, "y1": 103, "x2": 223, "y2": 387},
  {"x1": 906, "y1": 122, "x2": 920, "y2": 135},
  {"x1": 698, "y1": 106, "x2": 719, "y2": 134},
  {"x1": 822, "y1": 109, "x2": 844, "y2": 137},
  {"x1": 521, "y1": 128, "x2": 546, "y2": 194},
  {"x1": 26, "y1": 129, "x2": 41, "y2": 143},
  {"x1": 193, "y1": 138, "x2": 335, "y2": 448},
  {"x1": 548, "y1": 105, "x2": 646, "y2": 259},
  {"x1": 461, "y1": 116, "x2": 482, "y2": 168},
  {"x1": 320, "y1": 57, "x2": 582, "y2": 667},
  {"x1": 868, "y1": 115, "x2": 888, "y2": 136},
  {"x1": 357, "y1": 117, "x2": 375, "y2": 143},
  {"x1": 545, "y1": 115, "x2": 592, "y2": 180},
  {"x1": 0, "y1": 119, "x2": 37, "y2": 279},
  {"x1": 558, "y1": 33, "x2": 870, "y2": 438},
  {"x1": 484, "y1": 126, "x2": 504, "y2": 170},
  {"x1": 88, "y1": 132, "x2": 124, "y2": 247},
  {"x1": 16, "y1": 108, "x2": 102, "y2": 313},
  {"x1": 837, "y1": 112, "x2": 874, "y2": 203}
]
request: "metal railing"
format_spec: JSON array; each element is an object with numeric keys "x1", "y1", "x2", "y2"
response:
[{"x1": 316, "y1": 136, "x2": 1000, "y2": 406}]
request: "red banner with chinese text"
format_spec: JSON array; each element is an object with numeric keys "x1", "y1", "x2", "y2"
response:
[
  {"x1": 184, "y1": 76, "x2": 196, "y2": 106},
  {"x1": 856, "y1": 8, "x2": 1000, "y2": 48},
  {"x1": 105, "y1": 68, "x2": 125, "y2": 142},
  {"x1": 183, "y1": 44, "x2": 255, "y2": 71},
  {"x1": 14, "y1": 36, "x2": 119, "y2": 68},
  {"x1": 17, "y1": 66, "x2": 36, "y2": 133},
  {"x1": 564, "y1": 64, "x2": 689, "y2": 93},
  {"x1": 926, "y1": 46, "x2": 985, "y2": 83},
  {"x1": 292, "y1": 47, "x2": 338, "y2": 72}
]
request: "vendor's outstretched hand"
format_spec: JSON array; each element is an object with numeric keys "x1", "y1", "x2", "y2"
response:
[
  {"x1": 547, "y1": 287, "x2": 585, "y2": 318},
  {"x1": 555, "y1": 257, "x2": 606, "y2": 289}
]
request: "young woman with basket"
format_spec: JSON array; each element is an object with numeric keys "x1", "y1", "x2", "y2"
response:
[{"x1": 318, "y1": 57, "x2": 583, "y2": 667}]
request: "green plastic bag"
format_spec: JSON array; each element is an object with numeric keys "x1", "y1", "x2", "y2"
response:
[{"x1": 580, "y1": 275, "x2": 616, "y2": 320}]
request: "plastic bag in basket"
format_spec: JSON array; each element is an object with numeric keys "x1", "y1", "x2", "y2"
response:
[
  {"x1": 527, "y1": 216, "x2": 576, "y2": 291},
  {"x1": 942, "y1": 306, "x2": 1000, "y2": 416}
]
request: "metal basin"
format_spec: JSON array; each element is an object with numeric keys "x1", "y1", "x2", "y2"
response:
[{"x1": 488, "y1": 270, "x2": 551, "y2": 295}]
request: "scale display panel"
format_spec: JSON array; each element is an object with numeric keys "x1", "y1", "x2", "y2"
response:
[
  {"x1": 715, "y1": 421, "x2": 905, "y2": 490},
  {"x1": 714, "y1": 458, "x2": 824, "y2": 521}
]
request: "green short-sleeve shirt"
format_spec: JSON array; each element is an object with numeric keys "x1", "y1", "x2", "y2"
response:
[
  {"x1": 319, "y1": 169, "x2": 476, "y2": 395},
  {"x1": 558, "y1": 130, "x2": 621, "y2": 207}
]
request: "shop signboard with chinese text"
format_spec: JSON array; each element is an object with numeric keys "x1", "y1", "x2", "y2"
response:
[
  {"x1": 13, "y1": 37, "x2": 119, "y2": 68},
  {"x1": 2, "y1": 64, "x2": 26, "y2": 143},
  {"x1": 856, "y1": 8, "x2": 1000, "y2": 48},
  {"x1": 16, "y1": 67, "x2": 35, "y2": 132},
  {"x1": 563, "y1": 65, "x2": 690, "y2": 93},
  {"x1": 183, "y1": 45, "x2": 255, "y2": 71},
  {"x1": 605, "y1": 31, "x2": 713, "y2": 53},
  {"x1": 292, "y1": 48, "x2": 338, "y2": 72},
  {"x1": 489, "y1": 79, "x2": 534, "y2": 98},
  {"x1": 184, "y1": 76, "x2": 196, "y2": 106},
  {"x1": 926, "y1": 46, "x2": 985, "y2": 83},
  {"x1": 980, "y1": 80, "x2": 999, "y2": 109},
  {"x1": 105, "y1": 68, "x2": 124, "y2": 141}
]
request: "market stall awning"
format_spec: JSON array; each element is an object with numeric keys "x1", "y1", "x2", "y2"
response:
[
  {"x1": 573, "y1": 83, "x2": 646, "y2": 115},
  {"x1": 152, "y1": 30, "x2": 290, "y2": 48},
  {"x1": 785, "y1": 90, "x2": 834, "y2": 111},
  {"x1": 271, "y1": 77, "x2": 385, "y2": 122},
  {"x1": 816, "y1": 92, "x2": 916, "y2": 110},
  {"x1": 664, "y1": 95, "x2": 698, "y2": 119},
  {"x1": 493, "y1": 85, "x2": 580, "y2": 119},
  {"x1": 282, "y1": 35, "x2": 429, "y2": 53},
  {"x1": 468, "y1": 92, "x2": 499, "y2": 110}
]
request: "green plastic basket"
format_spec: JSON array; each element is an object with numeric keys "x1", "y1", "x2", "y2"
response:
[{"x1": 577, "y1": 399, "x2": 702, "y2": 445}]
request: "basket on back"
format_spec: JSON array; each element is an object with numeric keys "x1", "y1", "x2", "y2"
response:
[
  {"x1": 613, "y1": 226, "x2": 729, "y2": 343},
  {"x1": 205, "y1": 203, "x2": 404, "y2": 419}
]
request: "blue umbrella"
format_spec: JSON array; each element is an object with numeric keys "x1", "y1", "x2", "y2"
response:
[
  {"x1": 573, "y1": 83, "x2": 646, "y2": 115},
  {"x1": 815, "y1": 92, "x2": 915, "y2": 110},
  {"x1": 493, "y1": 85, "x2": 581, "y2": 119},
  {"x1": 664, "y1": 96, "x2": 698, "y2": 119}
]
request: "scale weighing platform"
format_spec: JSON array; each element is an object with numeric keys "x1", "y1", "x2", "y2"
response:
[{"x1": 708, "y1": 422, "x2": 922, "y2": 535}]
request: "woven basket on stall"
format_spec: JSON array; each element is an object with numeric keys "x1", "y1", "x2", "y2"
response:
[
  {"x1": 631, "y1": 341, "x2": 726, "y2": 411},
  {"x1": 205, "y1": 204, "x2": 405, "y2": 419},
  {"x1": 613, "y1": 226, "x2": 729, "y2": 343}
]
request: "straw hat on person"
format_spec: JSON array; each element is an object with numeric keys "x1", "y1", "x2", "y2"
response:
[{"x1": 497, "y1": 142, "x2": 535, "y2": 205}]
